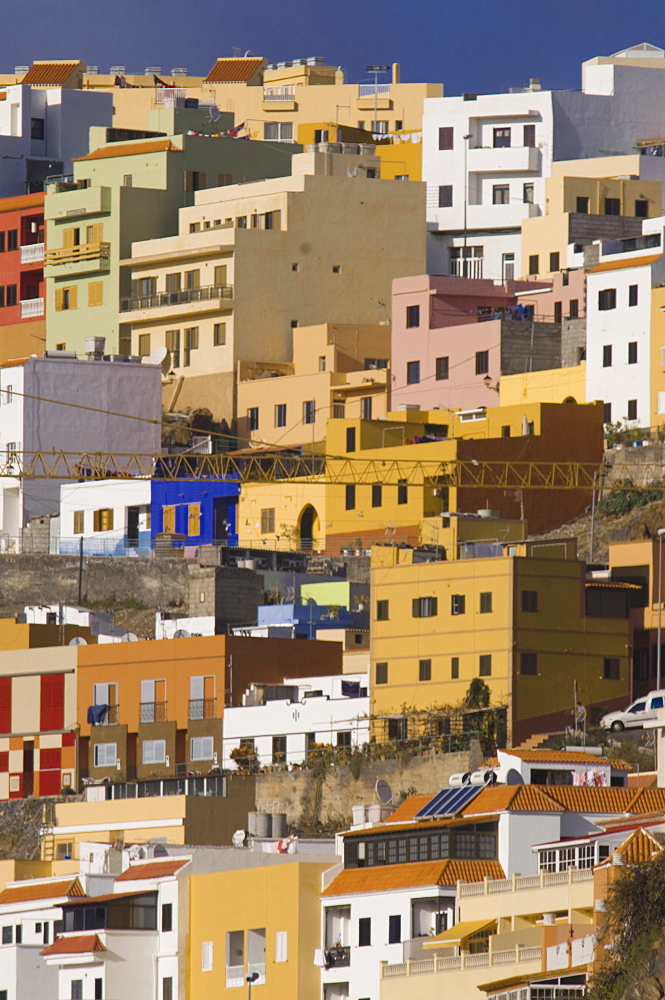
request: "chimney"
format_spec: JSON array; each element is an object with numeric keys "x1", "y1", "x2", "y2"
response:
[
  {"x1": 392, "y1": 62, "x2": 400, "y2": 85},
  {"x1": 529, "y1": 78, "x2": 541, "y2": 91}
]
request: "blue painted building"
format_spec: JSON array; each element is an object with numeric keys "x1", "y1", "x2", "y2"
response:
[{"x1": 150, "y1": 479, "x2": 239, "y2": 548}]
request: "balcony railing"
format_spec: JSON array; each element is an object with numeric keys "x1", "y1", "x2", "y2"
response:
[
  {"x1": 45, "y1": 241, "x2": 110, "y2": 266},
  {"x1": 155, "y1": 88, "x2": 186, "y2": 103},
  {"x1": 458, "y1": 867, "x2": 594, "y2": 897},
  {"x1": 247, "y1": 963, "x2": 266, "y2": 984},
  {"x1": 263, "y1": 87, "x2": 296, "y2": 101},
  {"x1": 189, "y1": 698, "x2": 217, "y2": 720},
  {"x1": 120, "y1": 283, "x2": 233, "y2": 312},
  {"x1": 19, "y1": 297, "x2": 44, "y2": 318},
  {"x1": 358, "y1": 83, "x2": 390, "y2": 97},
  {"x1": 20, "y1": 242, "x2": 44, "y2": 264},
  {"x1": 140, "y1": 701, "x2": 167, "y2": 723},
  {"x1": 96, "y1": 774, "x2": 226, "y2": 799},
  {"x1": 381, "y1": 944, "x2": 542, "y2": 978},
  {"x1": 92, "y1": 704, "x2": 119, "y2": 726},
  {"x1": 226, "y1": 966, "x2": 244, "y2": 988},
  {"x1": 324, "y1": 945, "x2": 350, "y2": 968}
]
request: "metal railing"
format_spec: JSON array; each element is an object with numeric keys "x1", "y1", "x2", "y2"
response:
[
  {"x1": 155, "y1": 88, "x2": 186, "y2": 102},
  {"x1": 358, "y1": 83, "x2": 390, "y2": 97},
  {"x1": 92, "y1": 705, "x2": 119, "y2": 725},
  {"x1": 99, "y1": 774, "x2": 225, "y2": 798},
  {"x1": 45, "y1": 241, "x2": 110, "y2": 266},
  {"x1": 20, "y1": 242, "x2": 44, "y2": 264},
  {"x1": 19, "y1": 297, "x2": 44, "y2": 318},
  {"x1": 324, "y1": 945, "x2": 350, "y2": 967},
  {"x1": 188, "y1": 698, "x2": 216, "y2": 720},
  {"x1": 140, "y1": 701, "x2": 167, "y2": 723},
  {"x1": 120, "y1": 283, "x2": 233, "y2": 312}
]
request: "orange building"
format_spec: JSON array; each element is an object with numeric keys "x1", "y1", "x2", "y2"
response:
[{"x1": 77, "y1": 635, "x2": 342, "y2": 783}]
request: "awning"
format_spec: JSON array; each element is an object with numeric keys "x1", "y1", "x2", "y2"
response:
[{"x1": 423, "y1": 918, "x2": 496, "y2": 949}]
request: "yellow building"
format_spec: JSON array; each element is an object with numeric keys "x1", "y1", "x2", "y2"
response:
[
  {"x1": 295, "y1": 123, "x2": 423, "y2": 180},
  {"x1": 235, "y1": 400, "x2": 604, "y2": 552},
  {"x1": 499, "y1": 362, "x2": 587, "y2": 407},
  {"x1": 188, "y1": 859, "x2": 334, "y2": 999},
  {"x1": 124, "y1": 149, "x2": 425, "y2": 421},
  {"x1": 521, "y1": 161, "x2": 662, "y2": 279},
  {"x1": 236, "y1": 323, "x2": 391, "y2": 447},
  {"x1": 370, "y1": 539, "x2": 632, "y2": 745},
  {"x1": 650, "y1": 285, "x2": 665, "y2": 427}
]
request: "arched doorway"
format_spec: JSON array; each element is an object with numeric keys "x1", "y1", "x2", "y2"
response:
[
  {"x1": 298, "y1": 505, "x2": 319, "y2": 550},
  {"x1": 563, "y1": 396, "x2": 577, "y2": 404}
]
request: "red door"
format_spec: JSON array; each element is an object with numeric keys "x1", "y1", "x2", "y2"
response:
[
  {"x1": 39, "y1": 748, "x2": 62, "y2": 796},
  {"x1": 40, "y1": 674, "x2": 64, "y2": 731},
  {"x1": 0, "y1": 677, "x2": 11, "y2": 734}
]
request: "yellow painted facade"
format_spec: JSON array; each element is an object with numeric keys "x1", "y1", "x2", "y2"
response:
[
  {"x1": 188, "y1": 860, "x2": 333, "y2": 1000},
  {"x1": 370, "y1": 541, "x2": 631, "y2": 744},
  {"x1": 500, "y1": 363, "x2": 587, "y2": 407},
  {"x1": 650, "y1": 286, "x2": 665, "y2": 427}
]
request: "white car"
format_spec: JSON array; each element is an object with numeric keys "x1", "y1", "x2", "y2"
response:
[{"x1": 600, "y1": 690, "x2": 665, "y2": 731}]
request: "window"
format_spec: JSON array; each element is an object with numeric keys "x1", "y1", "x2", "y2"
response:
[
  {"x1": 303, "y1": 400, "x2": 315, "y2": 424},
  {"x1": 375, "y1": 662, "x2": 388, "y2": 684},
  {"x1": 274, "y1": 403, "x2": 286, "y2": 428},
  {"x1": 2, "y1": 926, "x2": 12, "y2": 944},
  {"x1": 569, "y1": 299, "x2": 579, "y2": 318},
  {"x1": 492, "y1": 184, "x2": 509, "y2": 204},
  {"x1": 361, "y1": 396, "x2": 373, "y2": 420},
  {"x1": 523, "y1": 183, "x2": 534, "y2": 204},
  {"x1": 358, "y1": 917, "x2": 371, "y2": 947},
  {"x1": 603, "y1": 345, "x2": 612, "y2": 367},
  {"x1": 604, "y1": 198, "x2": 620, "y2": 215},
  {"x1": 346, "y1": 427, "x2": 356, "y2": 452},
  {"x1": 337, "y1": 731, "x2": 351, "y2": 748},
  {"x1": 397, "y1": 480, "x2": 408, "y2": 505},
  {"x1": 213, "y1": 322, "x2": 226, "y2": 346},
  {"x1": 388, "y1": 914, "x2": 402, "y2": 944},
  {"x1": 413, "y1": 596, "x2": 438, "y2": 618},
  {"x1": 406, "y1": 305, "x2": 420, "y2": 328},
  {"x1": 554, "y1": 301, "x2": 562, "y2": 323},
  {"x1": 184, "y1": 326, "x2": 198, "y2": 365},
  {"x1": 479, "y1": 592, "x2": 492, "y2": 614},
  {"x1": 93, "y1": 509, "x2": 113, "y2": 532},
  {"x1": 345, "y1": 484, "x2": 355, "y2": 510},
  {"x1": 94, "y1": 980, "x2": 103, "y2": 1000},
  {"x1": 406, "y1": 360, "x2": 420, "y2": 384},
  {"x1": 628, "y1": 341, "x2": 638, "y2": 364},
  {"x1": 598, "y1": 288, "x2": 617, "y2": 311},
  {"x1": 261, "y1": 508, "x2": 275, "y2": 533},
  {"x1": 71, "y1": 982, "x2": 83, "y2": 1000},
  {"x1": 371, "y1": 483, "x2": 382, "y2": 507},
  {"x1": 493, "y1": 127, "x2": 511, "y2": 147},
  {"x1": 576, "y1": 196, "x2": 589, "y2": 214},
  {"x1": 94, "y1": 743, "x2": 116, "y2": 767},
  {"x1": 191, "y1": 736, "x2": 214, "y2": 761},
  {"x1": 7, "y1": 231, "x2": 17, "y2": 251},
  {"x1": 142, "y1": 739, "x2": 166, "y2": 765},
  {"x1": 604, "y1": 402, "x2": 612, "y2": 424},
  {"x1": 162, "y1": 979, "x2": 172, "y2": 1000},
  {"x1": 264, "y1": 121, "x2": 293, "y2": 141},
  {"x1": 165, "y1": 330, "x2": 180, "y2": 368},
  {"x1": 635, "y1": 199, "x2": 649, "y2": 218},
  {"x1": 88, "y1": 281, "x2": 103, "y2": 307},
  {"x1": 436, "y1": 356, "x2": 449, "y2": 380},
  {"x1": 521, "y1": 590, "x2": 538, "y2": 612},
  {"x1": 272, "y1": 735, "x2": 287, "y2": 763},
  {"x1": 604, "y1": 657, "x2": 620, "y2": 680},
  {"x1": 438, "y1": 185, "x2": 453, "y2": 208},
  {"x1": 549, "y1": 251, "x2": 560, "y2": 272},
  {"x1": 248, "y1": 407, "x2": 259, "y2": 432},
  {"x1": 523, "y1": 123, "x2": 535, "y2": 147},
  {"x1": 451, "y1": 594, "x2": 465, "y2": 615},
  {"x1": 475, "y1": 350, "x2": 489, "y2": 375},
  {"x1": 5, "y1": 285, "x2": 16, "y2": 307},
  {"x1": 629, "y1": 284, "x2": 638, "y2": 307},
  {"x1": 275, "y1": 931, "x2": 288, "y2": 963},
  {"x1": 419, "y1": 659, "x2": 432, "y2": 681},
  {"x1": 73, "y1": 511, "x2": 84, "y2": 534},
  {"x1": 479, "y1": 654, "x2": 492, "y2": 676},
  {"x1": 438, "y1": 127, "x2": 453, "y2": 150},
  {"x1": 627, "y1": 399, "x2": 638, "y2": 421},
  {"x1": 162, "y1": 903, "x2": 173, "y2": 933},
  {"x1": 528, "y1": 254, "x2": 539, "y2": 275},
  {"x1": 31, "y1": 117, "x2": 45, "y2": 140},
  {"x1": 201, "y1": 941, "x2": 213, "y2": 972},
  {"x1": 521, "y1": 652, "x2": 537, "y2": 675},
  {"x1": 376, "y1": 600, "x2": 389, "y2": 621},
  {"x1": 138, "y1": 334, "x2": 151, "y2": 357}
]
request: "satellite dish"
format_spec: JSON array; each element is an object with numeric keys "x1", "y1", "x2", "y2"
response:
[
  {"x1": 153, "y1": 843, "x2": 169, "y2": 857},
  {"x1": 68, "y1": 636, "x2": 88, "y2": 646},
  {"x1": 120, "y1": 632, "x2": 138, "y2": 642},
  {"x1": 375, "y1": 778, "x2": 393, "y2": 804},
  {"x1": 145, "y1": 346, "x2": 172, "y2": 377},
  {"x1": 232, "y1": 829, "x2": 248, "y2": 849},
  {"x1": 174, "y1": 629, "x2": 191, "y2": 638},
  {"x1": 505, "y1": 768, "x2": 524, "y2": 786}
]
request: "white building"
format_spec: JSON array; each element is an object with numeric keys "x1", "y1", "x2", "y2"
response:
[
  {"x1": 0, "y1": 84, "x2": 112, "y2": 196},
  {"x1": 423, "y1": 44, "x2": 665, "y2": 280},
  {"x1": 24, "y1": 604, "x2": 128, "y2": 642},
  {"x1": 585, "y1": 218, "x2": 665, "y2": 426},
  {"x1": 222, "y1": 673, "x2": 369, "y2": 769},
  {"x1": 0, "y1": 354, "x2": 161, "y2": 546},
  {"x1": 58, "y1": 479, "x2": 152, "y2": 556}
]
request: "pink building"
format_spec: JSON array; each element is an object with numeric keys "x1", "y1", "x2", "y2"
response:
[
  {"x1": 516, "y1": 268, "x2": 586, "y2": 322},
  {"x1": 391, "y1": 275, "x2": 554, "y2": 411}
]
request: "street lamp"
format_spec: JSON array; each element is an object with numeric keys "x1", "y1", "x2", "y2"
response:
[
  {"x1": 657, "y1": 527, "x2": 665, "y2": 688},
  {"x1": 246, "y1": 971, "x2": 259, "y2": 999},
  {"x1": 462, "y1": 133, "x2": 472, "y2": 276}
]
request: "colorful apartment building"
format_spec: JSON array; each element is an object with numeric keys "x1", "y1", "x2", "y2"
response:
[
  {"x1": 236, "y1": 323, "x2": 391, "y2": 447},
  {"x1": 77, "y1": 634, "x2": 342, "y2": 784},
  {"x1": 124, "y1": 148, "x2": 425, "y2": 422},
  {"x1": 370, "y1": 539, "x2": 632, "y2": 744},
  {"x1": 44, "y1": 110, "x2": 299, "y2": 357},
  {"x1": 0, "y1": 192, "x2": 46, "y2": 363}
]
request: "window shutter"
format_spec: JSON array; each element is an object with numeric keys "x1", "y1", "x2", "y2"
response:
[
  {"x1": 55, "y1": 289, "x2": 64, "y2": 311},
  {"x1": 163, "y1": 506, "x2": 176, "y2": 533},
  {"x1": 88, "y1": 282, "x2": 103, "y2": 307},
  {"x1": 412, "y1": 598, "x2": 420, "y2": 618},
  {"x1": 188, "y1": 503, "x2": 201, "y2": 536},
  {"x1": 68, "y1": 286, "x2": 77, "y2": 310},
  {"x1": 63, "y1": 227, "x2": 77, "y2": 248},
  {"x1": 201, "y1": 941, "x2": 213, "y2": 971},
  {"x1": 275, "y1": 931, "x2": 288, "y2": 963},
  {"x1": 214, "y1": 265, "x2": 227, "y2": 286}
]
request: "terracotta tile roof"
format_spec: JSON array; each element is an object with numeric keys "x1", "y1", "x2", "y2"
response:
[
  {"x1": 629, "y1": 788, "x2": 665, "y2": 813},
  {"x1": 115, "y1": 859, "x2": 188, "y2": 881},
  {"x1": 461, "y1": 785, "x2": 565, "y2": 815},
  {"x1": 585, "y1": 580, "x2": 641, "y2": 590},
  {"x1": 478, "y1": 965, "x2": 588, "y2": 994},
  {"x1": 341, "y1": 815, "x2": 499, "y2": 837},
  {"x1": 321, "y1": 859, "x2": 504, "y2": 896},
  {"x1": 588, "y1": 252, "x2": 662, "y2": 273},
  {"x1": 384, "y1": 796, "x2": 443, "y2": 823},
  {"x1": 75, "y1": 139, "x2": 180, "y2": 162},
  {"x1": 204, "y1": 58, "x2": 263, "y2": 83},
  {"x1": 616, "y1": 827, "x2": 662, "y2": 864},
  {"x1": 21, "y1": 61, "x2": 81, "y2": 86},
  {"x1": 627, "y1": 771, "x2": 657, "y2": 789},
  {"x1": 62, "y1": 890, "x2": 154, "y2": 906},
  {"x1": 41, "y1": 934, "x2": 106, "y2": 956},
  {"x1": 541, "y1": 786, "x2": 638, "y2": 813},
  {"x1": 504, "y1": 748, "x2": 631, "y2": 767},
  {"x1": 0, "y1": 878, "x2": 85, "y2": 904},
  {"x1": 0, "y1": 192, "x2": 44, "y2": 215}
]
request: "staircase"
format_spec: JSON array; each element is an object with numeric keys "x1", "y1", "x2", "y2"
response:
[{"x1": 509, "y1": 732, "x2": 556, "y2": 752}]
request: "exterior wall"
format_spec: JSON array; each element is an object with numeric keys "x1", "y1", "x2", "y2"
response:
[
  {"x1": 0, "y1": 193, "x2": 46, "y2": 362},
  {"x1": 651, "y1": 284, "x2": 665, "y2": 426},
  {"x1": 500, "y1": 364, "x2": 587, "y2": 407},
  {"x1": 150, "y1": 479, "x2": 239, "y2": 548},
  {"x1": 516, "y1": 268, "x2": 586, "y2": 321},
  {"x1": 58, "y1": 480, "x2": 152, "y2": 556}
]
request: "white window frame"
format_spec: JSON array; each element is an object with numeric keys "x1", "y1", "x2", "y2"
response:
[
  {"x1": 191, "y1": 736, "x2": 214, "y2": 761},
  {"x1": 202, "y1": 940, "x2": 213, "y2": 972},
  {"x1": 94, "y1": 743, "x2": 116, "y2": 768},
  {"x1": 142, "y1": 739, "x2": 166, "y2": 765},
  {"x1": 275, "y1": 930, "x2": 288, "y2": 963}
]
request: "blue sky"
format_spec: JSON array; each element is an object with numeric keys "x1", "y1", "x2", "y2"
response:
[{"x1": 1, "y1": 0, "x2": 663, "y2": 95}]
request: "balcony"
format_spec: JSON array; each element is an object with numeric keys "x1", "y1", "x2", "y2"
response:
[
  {"x1": 457, "y1": 869, "x2": 594, "y2": 925},
  {"x1": 45, "y1": 241, "x2": 111, "y2": 275},
  {"x1": 140, "y1": 701, "x2": 167, "y2": 723},
  {"x1": 120, "y1": 283, "x2": 233, "y2": 320},
  {"x1": 357, "y1": 84, "x2": 392, "y2": 111},
  {"x1": 262, "y1": 87, "x2": 297, "y2": 111},
  {"x1": 91, "y1": 704, "x2": 119, "y2": 726},
  {"x1": 381, "y1": 944, "x2": 542, "y2": 979},
  {"x1": 467, "y1": 144, "x2": 541, "y2": 173},
  {"x1": 155, "y1": 88, "x2": 186, "y2": 103},
  {"x1": 19, "y1": 297, "x2": 44, "y2": 318},
  {"x1": 189, "y1": 698, "x2": 216, "y2": 720},
  {"x1": 324, "y1": 945, "x2": 350, "y2": 968},
  {"x1": 20, "y1": 242, "x2": 44, "y2": 264},
  {"x1": 90, "y1": 774, "x2": 226, "y2": 799}
]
